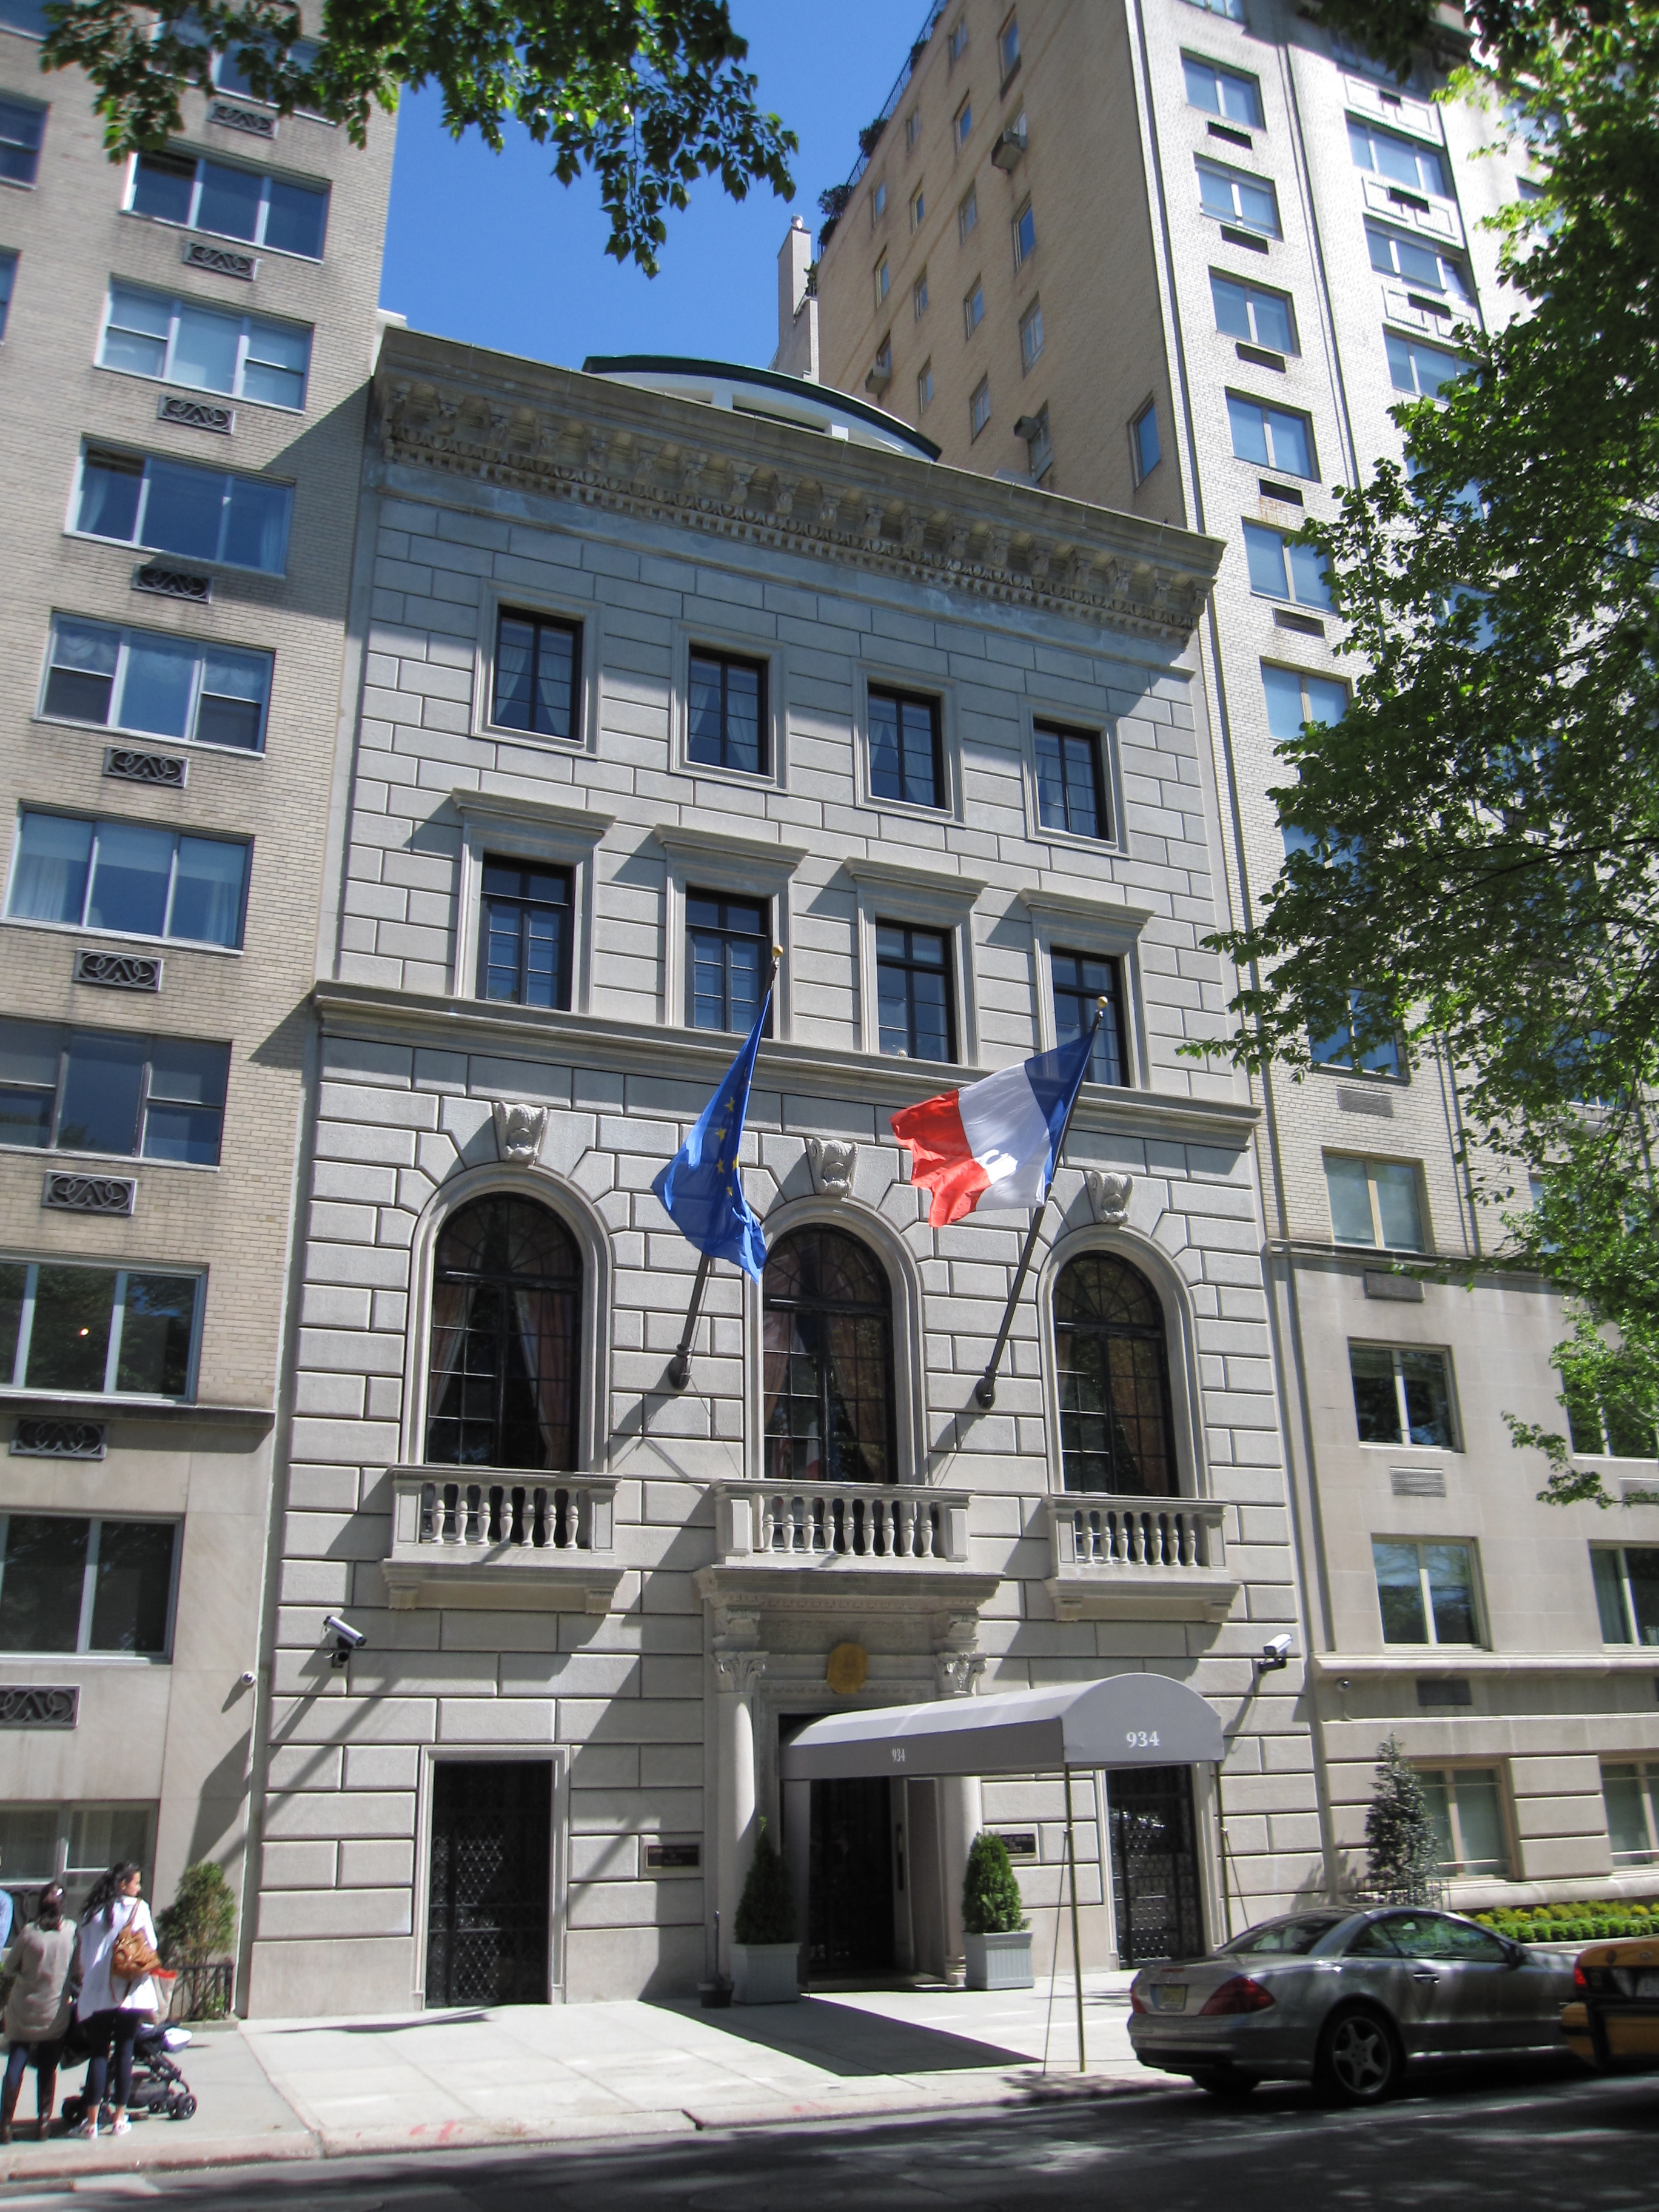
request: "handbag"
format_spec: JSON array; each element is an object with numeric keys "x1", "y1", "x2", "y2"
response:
[{"x1": 110, "y1": 1903, "x2": 174, "y2": 1999}]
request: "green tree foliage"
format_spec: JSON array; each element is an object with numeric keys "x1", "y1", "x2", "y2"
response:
[
  {"x1": 962, "y1": 1829, "x2": 1025, "y2": 1936},
  {"x1": 732, "y1": 1817, "x2": 796, "y2": 1946},
  {"x1": 1205, "y1": 0, "x2": 1659, "y2": 1500},
  {"x1": 1364, "y1": 1737, "x2": 1441, "y2": 1901},
  {"x1": 33, "y1": 0, "x2": 795, "y2": 273},
  {"x1": 155, "y1": 1860, "x2": 236, "y2": 1966}
]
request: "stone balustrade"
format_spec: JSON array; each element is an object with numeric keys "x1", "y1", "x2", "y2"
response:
[
  {"x1": 1044, "y1": 1492, "x2": 1237, "y2": 1624},
  {"x1": 713, "y1": 1479, "x2": 973, "y2": 1568},
  {"x1": 384, "y1": 1467, "x2": 618, "y2": 1612}
]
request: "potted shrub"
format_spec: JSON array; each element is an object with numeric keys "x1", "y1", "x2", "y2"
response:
[
  {"x1": 155, "y1": 1860, "x2": 236, "y2": 2021},
  {"x1": 962, "y1": 1831, "x2": 1033, "y2": 1990},
  {"x1": 731, "y1": 1819, "x2": 799, "y2": 2005}
]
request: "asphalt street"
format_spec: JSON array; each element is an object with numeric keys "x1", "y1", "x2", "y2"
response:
[{"x1": 17, "y1": 2057, "x2": 1659, "y2": 2212}]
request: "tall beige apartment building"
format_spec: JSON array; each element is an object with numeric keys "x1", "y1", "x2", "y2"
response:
[
  {"x1": 0, "y1": 0, "x2": 394, "y2": 1992},
  {"x1": 813, "y1": 0, "x2": 1659, "y2": 1909}
]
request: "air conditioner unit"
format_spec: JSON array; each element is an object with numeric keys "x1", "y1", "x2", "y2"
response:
[
  {"x1": 991, "y1": 124, "x2": 1027, "y2": 172},
  {"x1": 865, "y1": 360, "x2": 893, "y2": 394}
]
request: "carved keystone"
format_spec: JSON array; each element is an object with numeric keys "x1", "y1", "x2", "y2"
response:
[
  {"x1": 491, "y1": 1101, "x2": 548, "y2": 1165},
  {"x1": 1085, "y1": 1170, "x2": 1134, "y2": 1224}
]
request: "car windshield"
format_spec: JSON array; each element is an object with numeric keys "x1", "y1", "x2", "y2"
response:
[{"x1": 1224, "y1": 1913, "x2": 1348, "y2": 1957}]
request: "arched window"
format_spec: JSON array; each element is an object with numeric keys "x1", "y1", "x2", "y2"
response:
[
  {"x1": 762, "y1": 1227, "x2": 894, "y2": 1486},
  {"x1": 426, "y1": 1195, "x2": 581, "y2": 1469},
  {"x1": 1054, "y1": 1253, "x2": 1177, "y2": 1495}
]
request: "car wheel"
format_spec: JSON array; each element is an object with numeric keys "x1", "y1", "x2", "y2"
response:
[
  {"x1": 1191, "y1": 2066, "x2": 1259, "y2": 2099},
  {"x1": 1316, "y1": 2005, "x2": 1403, "y2": 2106}
]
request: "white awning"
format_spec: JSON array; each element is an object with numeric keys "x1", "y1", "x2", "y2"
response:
[{"x1": 780, "y1": 1672, "x2": 1225, "y2": 1782}]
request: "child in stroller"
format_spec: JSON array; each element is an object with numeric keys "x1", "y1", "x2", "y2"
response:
[{"x1": 59, "y1": 2019, "x2": 196, "y2": 2129}]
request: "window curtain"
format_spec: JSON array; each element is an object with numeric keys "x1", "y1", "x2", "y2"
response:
[{"x1": 510, "y1": 1284, "x2": 575, "y2": 1469}]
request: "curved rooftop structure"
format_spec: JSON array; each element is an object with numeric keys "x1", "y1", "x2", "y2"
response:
[{"x1": 580, "y1": 355, "x2": 940, "y2": 463}]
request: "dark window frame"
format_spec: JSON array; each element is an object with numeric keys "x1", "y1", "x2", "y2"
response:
[
  {"x1": 686, "y1": 648, "x2": 768, "y2": 777},
  {"x1": 1349, "y1": 1342, "x2": 1458, "y2": 1450},
  {"x1": 1050, "y1": 948, "x2": 1129, "y2": 1087},
  {"x1": 476, "y1": 854, "x2": 573, "y2": 1011},
  {"x1": 0, "y1": 1510, "x2": 180, "y2": 1658},
  {"x1": 686, "y1": 888, "x2": 772, "y2": 1036},
  {"x1": 1034, "y1": 721, "x2": 1111, "y2": 841},
  {"x1": 0, "y1": 1016, "x2": 230, "y2": 1165},
  {"x1": 875, "y1": 920, "x2": 957, "y2": 1064},
  {"x1": 762, "y1": 1225, "x2": 896, "y2": 1487},
  {"x1": 1054, "y1": 1252, "x2": 1179, "y2": 1495},
  {"x1": 490, "y1": 608, "x2": 583, "y2": 743},
  {"x1": 868, "y1": 686, "x2": 945, "y2": 811}
]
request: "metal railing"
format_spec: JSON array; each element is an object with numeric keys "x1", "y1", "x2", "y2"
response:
[
  {"x1": 167, "y1": 1961, "x2": 233, "y2": 2022},
  {"x1": 834, "y1": 2, "x2": 947, "y2": 199}
]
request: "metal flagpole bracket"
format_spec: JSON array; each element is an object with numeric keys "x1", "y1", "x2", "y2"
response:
[{"x1": 667, "y1": 1250, "x2": 714, "y2": 1392}]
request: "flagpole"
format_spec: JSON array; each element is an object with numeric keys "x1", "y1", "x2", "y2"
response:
[{"x1": 972, "y1": 1000, "x2": 1104, "y2": 1413}]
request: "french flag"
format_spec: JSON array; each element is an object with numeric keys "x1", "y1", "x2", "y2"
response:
[{"x1": 890, "y1": 1029, "x2": 1096, "y2": 1228}]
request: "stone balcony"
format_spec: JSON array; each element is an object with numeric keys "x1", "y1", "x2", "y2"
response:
[
  {"x1": 1043, "y1": 1493, "x2": 1238, "y2": 1624},
  {"x1": 384, "y1": 1467, "x2": 621, "y2": 1613},
  {"x1": 700, "y1": 1478, "x2": 997, "y2": 1626}
]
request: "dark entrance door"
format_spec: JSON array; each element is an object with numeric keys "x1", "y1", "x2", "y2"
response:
[
  {"x1": 808, "y1": 1775, "x2": 895, "y2": 1977},
  {"x1": 1107, "y1": 1764, "x2": 1204, "y2": 1966},
  {"x1": 426, "y1": 1759, "x2": 551, "y2": 2006}
]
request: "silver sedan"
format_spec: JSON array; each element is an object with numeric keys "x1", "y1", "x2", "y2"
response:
[{"x1": 1128, "y1": 1906, "x2": 1577, "y2": 2103}]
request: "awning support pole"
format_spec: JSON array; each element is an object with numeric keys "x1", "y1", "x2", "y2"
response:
[
  {"x1": 1065, "y1": 1765, "x2": 1086, "y2": 2073},
  {"x1": 1215, "y1": 1760, "x2": 1235, "y2": 1943}
]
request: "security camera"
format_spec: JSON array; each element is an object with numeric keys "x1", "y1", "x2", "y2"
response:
[
  {"x1": 324, "y1": 1615, "x2": 367, "y2": 1667},
  {"x1": 1257, "y1": 1633, "x2": 1293, "y2": 1673},
  {"x1": 239, "y1": 1669, "x2": 257, "y2": 1688}
]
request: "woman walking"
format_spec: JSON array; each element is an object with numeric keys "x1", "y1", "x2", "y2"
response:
[
  {"x1": 73, "y1": 1863, "x2": 161, "y2": 2139},
  {"x1": 1, "y1": 1885, "x2": 75, "y2": 2142}
]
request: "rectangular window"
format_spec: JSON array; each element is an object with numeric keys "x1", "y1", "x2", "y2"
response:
[
  {"x1": 1262, "y1": 662, "x2": 1346, "y2": 740},
  {"x1": 1013, "y1": 198, "x2": 1036, "y2": 265},
  {"x1": 970, "y1": 375, "x2": 991, "y2": 439},
  {"x1": 1024, "y1": 403, "x2": 1052, "y2": 481},
  {"x1": 958, "y1": 186, "x2": 978, "y2": 241},
  {"x1": 1311, "y1": 990, "x2": 1400, "y2": 1076},
  {"x1": 1182, "y1": 55, "x2": 1264, "y2": 127},
  {"x1": 874, "y1": 253, "x2": 889, "y2": 304},
  {"x1": 1417, "y1": 1768, "x2": 1508, "y2": 1875},
  {"x1": 1227, "y1": 392, "x2": 1315, "y2": 477},
  {"x1": 1572, "y1": 1386, "x2": 1658, "y2": 1460},
  {"x1": 1348, "y1": 116, "x2": 1449, "y2": 198},
  {"x1": 1326, "y1": 1155, "x2": 1424, "y2": 1250},
  {"x1": 43, "y1": 615, "x2": 271, "y2": 753},
  {"x1": 1386, "y1": 330, "x2": 1465, "y2": 397},
  {"x1": 1051, "y1": 950, "x2": 1127, "y2": 1087},
  {"x1": 1181, "y1": 0, "x2": 1246, "y2": 18},
  {"x1": 873, "y1": 180, "x2": 887, "y2": 220},
  {"x1": 687, "y1": 649, "x2": 765, "y2": 775},
  {"x1": 0, "y1": 1513, "x2": 178, "y2": 1655},
  {"x1": 1242, "y1": 520, "x2": 1330, "y2": 608},
  {"x1": 0, "y1": 1018, "x2": 230, "y2": 1165},
  {"x1": 492, "y1": 609, "x2": 580, "y2": 741},
  {"x1": 210, "y1": 35, "x2": 322, "y2": 102},
  {"x1": 1353, "y1": 1347, "x2": 1456, "y2": 1450},
  {"x1": 1592, "y1": 1546, "x2": 1659, "y2": 1644},
  {"x1": 1211, "y1": 272, "x2": 1297, "y2": 353},
  {"x1": 1019, "y1": 298, "x2": 1044, "y2": 370},
  {"x1": 0, "y1": 247, "x2": 13, "y2": 339},
  {"x1": 1034, "y1": 722, "x2": 1108, "y2": 840},
  {"x1": 876, "y1": 923, "x2": 954, "y2": 1062},
  {"x1": 1197, "y1": 157, "x2": 1280, "y2": 236},
  {"x1": 955, "y1": 98, "x2": 973, "y2": 149},
  {"x1": 0, "y1": 1803, "x2": 155, "y2": 1903},
  {"x1": 999, "y1": 14, "x2": 1020, "y2": 78},
  {"x1": 910, "y1": 185, "x2": 925, "y2": 230},
  {"x1": 73, "y1": 447, "x2": 292, "y2": 575},
  {"x1": 913, "y1": 268, "x2": 929, "y2": 319},
  {"x1": 948, "y1": 15, "x2": 968, "y2": 62},
  {"x1": 917, "y1": 359, "x2": 934, "y2": 412},
  {"x1": 1131, "y1": 401, "x2": 1161, "y2": 483},
  {"x1": 0, "y1": 93, "x2": 44, "y2": 186},
  {"x1": 1372, "y1": 1538, "x2": 1480, "y2": 1644},
  {"x1": 687, "y1": 891, "x2": 769, "y2": 1035},
  {"x1": 0, "y1": 1262, "x2": 200, "y2": 1399},
  {"x1": 1364, "y1": 221, "x2": 1470, "y2": 301},
  {"x1": 8, "y1": 811, "x2": 249, "y2": 949},
  {"x1": 99, "y1": 282, "x2": 310, "y2": 409},
  {"x1": 1603, "y1": 1764, "x2": 1659, "y2": 1863},
  {"x1": 964, "y1": 278, "x2": 984, "y2": 334},
  {"x1": 869, "y1": 688, "x2": 943, "y2": 809},
  {"x1": 128, "y1": 148, "x2": 329, "y2": 259},
  {"x1": 477, "y1": 857, "x2": 571, "y2": 1011},
  {"x1": 905, "y1": 111, "x2": 922, "y2": 153}
]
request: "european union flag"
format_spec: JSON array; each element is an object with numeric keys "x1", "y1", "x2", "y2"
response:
[{"x1": 652, "y1": 992, "x2": 771, "y2": 1282}]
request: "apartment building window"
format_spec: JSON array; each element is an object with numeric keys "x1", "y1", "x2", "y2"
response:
[
  {"x1": 1353, "y1": 1347, "x2": 1456, "y2": 1449},
  {"x1": 688, "y1": 649, "x2": 765, "y2": 774},
  {"x1": 999, "y1": 13, "x2": 1020, "y2": 79},
  {"x1": 128, "y1": 149, "x2": 329, "y2": 259},
  {"x1": 910, "y1": 184, "x2": 926, "y2": 230},
  {"x1": 1262, "y1": 662, "x2": 1346, "y2": 740},
  {"x1": 871, "y1": 333, "x2": 893, "y2": 387},
  {"x1": 43, "y1": 615, "x2": 271, "y2": 752},
  {"x1": 873, "y1": 180, "x2": 887, "y2": 221},
  {"x1": 1373, "y1": 1538, "x2": 1480, "y2": 1644},
  {"x1": 1023, "y1": 404, "x2": 1052, "y2": 481},
  {"x1": 1013, "y1": 197, "x2": 1036, "y2": 266},
  {"x1": 0, "y1": 1513, "x2": 178, "y2": 1657},
  {"x1": 1242, "y1": 521, "x2": 1330, "y2": 608},
  {"x1": 1052, "y1": 951, "x2": 1127, "y2": 1087},
  {"x1": 688, "y1": 892, "x2": 769, "y2": 1035},
  {"x1": 1592, "y1": 1547, "x2": 1659, "y2": 1644},
  {"x1": 1212, "y1": 272, "x2": 1297, "y2": 353},
  {"x1": 1181, "y1": 0, "x2": 1247, "y2": 19},
  {"x1": 917, "y1": 360, "x2": 934, "y2": 412},
  {"x1": 10, "y1": 811, "x2": 249, "y2": 949},
  {"x1": 1182, "y1": 55, "x2": 1263, "y2": 127},
  {"x1": 1310, "y1": 991, "x2": 1401, "y2": 1076},
  {"x1": 1228, "y1": 392, "x2": 1313, "y2": 477},
  {"x1": 0, "y1": 249, "x2": 15, "y2": 346},
  {"x1": 970, "y1": 375, "x2": 991, "y2": 439},
  {"x1": 955, "y1": 98, "x2": 973, "y2": 150},
  {"x1": 958, "y1": 186, "x2": 979, "y2": 241},
  {"x1": 1365, "y1": 222, "x2": 1470, "y2": 303},
  {"x1": 1387, "y1": 330, "x2": 1465, "y2": 397},
  {"x1": 1326, "y1": 1155, "x2": 1424, "y2": 1251},
  {"x1": 207, "y1": 35, "x2": 323, "y2": 102},
  {"x1": 869, "y1": 688, "x2": 943, "y2": 809},
  {"x1": 877, "y1": 923, "x2": 954, "y2": 1062},
  {"x1": 0, "y1": 1805, "x2": 154, "y2": 1905},
  {"x1": 874, "y1": 253, "x2": 890, "y2": 305},
  {"x1": 1418, "y1": 1769, "x2": 1509, "y2": 1875},
  {"x1": 948, "y1": 15, "x2": 968, "y2": 64},
  {"x1": 906, "y1": 110, "x2": 922, "y2": 153},
  {"x1": 478, "y1": 858, "x2": 571, "y2": 1010},
  {"x1": 913, "y1": 268, "x2": 929, "y2": 319},
  {"x1": 0, "y1": 1262, "x2": 201, "y2": 1399},
  {"x1": 0, "y1": 1019, "x2": 230, "y2": 1165},
  {"x1": 492, "y1": 609, "x2": 581, "y2": 741},
  {"x1": 1035, "y1": 722, "x2": 1108, "y2": 840},
  {"x1": 1196, "y1": 158, "x2": 1280, "y2": 236},
  {"x1": 0, "y1": 94, "x2": 44, "y2": 186},
  {"x1": 1131, "y1": 401, "x2": 1161, "y2": 483},
  {"x1": 99, "y1": 283, "x2": 310, "y2": 410},
  {"x1": 1347, "y1": 118, "x2": 1449, "y2": 198},
  {"x1": 964, "y1": 278, "x2": 985, "y2": 335},
  {"x1": 1604, "y1": 1764, "x2": 1659, "y2": 1863},
  {"x1": 1019, "y1": 298, "x2": 1044, "y2": 370},
  {"x1": 1572, "y1": 1386, "x2": 1658, "y2": 1460},
  {"x1": 73, "y1": 448, "x2": 292, "y2": 575}
]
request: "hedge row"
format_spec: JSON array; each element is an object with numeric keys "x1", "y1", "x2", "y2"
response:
[{"x1": 1476, "y1": 1900, "x2": 1659, "y2": 1945}]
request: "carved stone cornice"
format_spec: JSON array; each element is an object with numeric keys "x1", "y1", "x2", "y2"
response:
[{"x1": 375, "y1": 333, "x2": 1224, "y2": 646}]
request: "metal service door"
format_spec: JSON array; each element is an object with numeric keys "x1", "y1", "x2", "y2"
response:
[
  {"x1": 426, "y1": 1759, "x2": 552, "y2": 2006},
  {"x1": 1108, "y1": 1764, "x2": 1205, "y2": 1967}
]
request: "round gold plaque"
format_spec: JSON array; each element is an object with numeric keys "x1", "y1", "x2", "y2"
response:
[{"x1": 826, "y1": 1641, "x2": 868, "y2": 1697}]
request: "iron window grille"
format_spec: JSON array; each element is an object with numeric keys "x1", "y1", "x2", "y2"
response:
[
  {"x1": 73, "y1": 447, "x2": 291, "y2": 575},
  {"x1": 686, "y1": 890, "x2": 770, "y2": 1034},
  {"x1": 876, "y1": 922, "x2": 954, "y2": 1062},
  {"x1": 491, "y1": 609, "x2": 581, "y2": 740},
  {"x1": 762, "y1": 1227, "x2": 895, "y2": 1486},
  {"x1": 0, "y1": 1260, "x2": 201, "y2": 1399},
  {"x1": 1351, "y1": 1345, "x2": 1456, "y2": 1448},
  {"x1": 425, "y1": 1195, "x2": 581, "y2": 1470},
  {"x1": 477, "y1": 857, "x2": 572, "y2": 1010},
  {"x1": 0, "y1": 1017, "x2": 229, "y2": 1166},
  {"x1": 1054, "y1": 1253, "x2": 1178, "y2": 1494},
  {"x1": 43, "y1": 615, "x2": 271, "y2": 753},
  {"x1": 127, "y1": 148, "x2": 329, "y2": 259},
  {"x1": 868, "y1": 687, "x2": 944, "y2": 809},
  {"x1": 1051, "y1": 950, "x2": 1128, "y2": 1086},
  {"x1": 0, "y1": 1512, "x2": 177, "y2": 1657},
  {"x1": 686, "y1": 649, "x2": 766, "y2": 774},
  {"x1": 9, "y1": 810, "x2": 250, "y2": 949}
]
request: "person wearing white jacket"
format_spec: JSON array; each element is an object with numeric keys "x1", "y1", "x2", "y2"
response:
[{"x1": 73, "y1": 1864, "x2": 159, "y2": 2138}]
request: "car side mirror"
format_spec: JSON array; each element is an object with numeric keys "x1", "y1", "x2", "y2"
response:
[{"x1": 1506, "y1": 1941, "x2": 1527, "y2": 1967}]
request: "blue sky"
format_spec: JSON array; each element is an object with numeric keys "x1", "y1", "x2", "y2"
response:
[{"x1": 378, "y1": 2, "x2": 914, "y2": 373}]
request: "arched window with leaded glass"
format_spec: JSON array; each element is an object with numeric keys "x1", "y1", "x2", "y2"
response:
[
  {"x1": 1053, "y1": 1252, "x2": 1178, "y2": 1495},
  {"x1": 762, "y1": 1227, "x2": 894, "y2": 1484},
  {"x1": 425, "y1": 1195, "x2": 581, "y2": 1469}
]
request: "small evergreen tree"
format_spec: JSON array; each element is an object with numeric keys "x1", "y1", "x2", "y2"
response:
[
  {"x1": 155, "y1": 1860, "x2": 236, "y2": 1968},
  {"x1": 962, "y1": 1831, "x2": 1026, "y2": 1936},
  {"x1": 1364, "y1": 1738, "x2": 1440, "y2": 1903},
  {"x1": 733, "y1": 1818, "x2": 797, "y2": 1946}
]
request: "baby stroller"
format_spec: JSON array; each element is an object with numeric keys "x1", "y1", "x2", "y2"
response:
[{"x1": 60, "y1": 2022, "x2": 197, "y2": 2128}]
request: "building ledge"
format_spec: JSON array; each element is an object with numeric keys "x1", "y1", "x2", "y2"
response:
[
  {"x1": 1311, "y1": 1651, "x2": 1659, "y2": 1679},
  {"x1": 1044, "y1": 1495, "x2": 1236, "y2": 1623},
  {"x1": 0, "y1": 1393, "x2": 273, "y2": 1429},
  {"x1": 385, "y1": 1467, "x2": 622, "y2": 1613}
]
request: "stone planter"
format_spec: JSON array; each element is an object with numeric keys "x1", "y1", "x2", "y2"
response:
[
  {"x1": 964, "y1": 1929, "x2": 1034, "y2": 1991},
  {"x1": 731, "y1": 1942, "x2": 800, "y2": 2005}
]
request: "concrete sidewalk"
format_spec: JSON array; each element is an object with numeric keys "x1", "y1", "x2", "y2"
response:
[{"x1": 0, "y1": 1974, "x2": 1172, "y2": 2184}]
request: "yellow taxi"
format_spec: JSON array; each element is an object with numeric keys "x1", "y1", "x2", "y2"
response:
[{"x1": 1561, "y1": 1937, "x2": 1659, "y2": 2067}]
